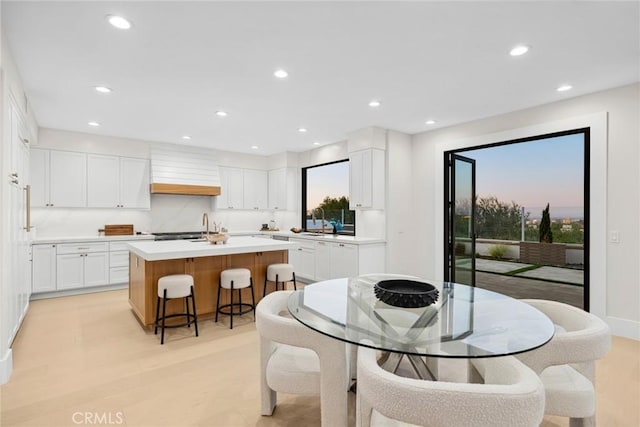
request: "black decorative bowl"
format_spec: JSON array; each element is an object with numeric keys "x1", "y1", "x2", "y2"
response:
[{"x1": 374, "y1": 279, "x2": 439, "y2": 308}]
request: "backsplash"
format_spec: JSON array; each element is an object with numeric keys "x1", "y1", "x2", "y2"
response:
[{"x1": 31, "y1": 194, "x2": 300, "y2": 238}]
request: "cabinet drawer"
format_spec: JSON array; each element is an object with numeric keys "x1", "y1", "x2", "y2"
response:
[
  {"x1": 110, "y1": 250, "x2": 130, "y2": 267},
  {"x1": 290, "y1": 238, "x2": 315, "y2": 250},
  {"x1": 57, "y1": 242, "x2": 108, "y2": 254},
  {"x1": 110, "y1": 266, "x2": 129, "y2": 284},
  {"x1": 109, "y1": 241, "x2": 135, "y2": 251}
]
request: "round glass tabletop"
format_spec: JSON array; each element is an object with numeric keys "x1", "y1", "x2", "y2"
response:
[{"x1": 287, "y1": 274, "x2": 555, "y2": 358}]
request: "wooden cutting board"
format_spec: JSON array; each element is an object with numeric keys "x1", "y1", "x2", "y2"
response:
[{"x1": 104, "y1": 224, "x2": 134, "y2": 236}]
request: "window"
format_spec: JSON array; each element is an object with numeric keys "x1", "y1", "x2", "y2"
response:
[{"x1": 302, "y1": 160, "x2": 355, "y2": 235}]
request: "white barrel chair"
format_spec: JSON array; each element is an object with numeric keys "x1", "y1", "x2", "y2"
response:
[
  {"x1": 517, "y1": 299, "x2": 611, "y2": 427},
  {"x1": 255, "y1": 290, "x2": 349, "y2": 427},
  {"x1": 356, "y1": 346, "x2": 545, "y2": 427}
]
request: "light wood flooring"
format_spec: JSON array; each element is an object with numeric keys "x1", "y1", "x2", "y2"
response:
[{"x1": 1, "y1": 289, "x2": 638, "y2": 427}]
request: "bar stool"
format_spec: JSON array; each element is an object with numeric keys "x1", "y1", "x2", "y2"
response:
[
  {"x1": 215, "y1": 268, "x2": 256, "y2": 329},
  {"x1": 263, "y1": 263, "x2": 297, "y2": 296},
  {"x1": 154, "y1": 274, "x2": 198, "y2": 345}
]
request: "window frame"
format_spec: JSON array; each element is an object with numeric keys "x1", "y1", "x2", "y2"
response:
[{"x1": 301, "y1": 159, "x2": 356, "y2": 236}]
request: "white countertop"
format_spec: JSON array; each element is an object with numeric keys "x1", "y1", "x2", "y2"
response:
[
  {"x1": 127, "y1": 236, "x2": 299, "y2": 261},
  {"x1": 265, "y1": 231, "x2": 385, "y2": 244},
  {"x1": 33, "y1": 234, "x2": 156, "y2": 245}
]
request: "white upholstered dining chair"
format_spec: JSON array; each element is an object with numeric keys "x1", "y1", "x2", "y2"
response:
[
  {"x1": 356, "y1": 346, "x2": 545, "y2": 427},
  {"x1": 517, "y1": 299, "x2": 611, "y2": 427},
  {"x1": 255, "y1": 290, "x2": 349, "y2": 427}
]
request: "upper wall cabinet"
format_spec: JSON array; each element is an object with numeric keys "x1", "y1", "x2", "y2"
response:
[
  {"x1": 243, "y1": 169, "x2": 268, "y2": 210},
  {"x1": 87, "y1": 154, "x2": 150, "y2": 209},
  {"x1": 349, "y1": 148, "x2": 385, "y2": 210},
  {"x1": 217, "y1": 167, "x2": 268, "y2": 210},
  {"x1": 268, "y1": 168, "x2": 298, "y2": 211},
  {"x1": 31, "y1": 148, "x2": 87, "y2": 207}
]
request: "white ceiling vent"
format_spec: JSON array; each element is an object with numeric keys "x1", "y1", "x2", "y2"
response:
[{"x1": 150, "y1": 146, "x2": 221, "y2": 196}]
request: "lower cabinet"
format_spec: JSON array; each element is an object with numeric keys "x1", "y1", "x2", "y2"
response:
[
  {"x1": 57, "y1": 251, "x2": 109, "y2": 290},
  {"x1": 32, "y1": 244, "x2": 57, "y2": 293},
  {"x1": 289, "y1": 238, "x2": 385, "y2": 282}
]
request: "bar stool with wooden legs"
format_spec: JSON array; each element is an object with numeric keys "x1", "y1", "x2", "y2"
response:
[
  {"x1": 154, "y1": 274, "x2": 198, "y2": 345},
  {"x1": 215, "y1": 268, "x2": 256, "y2": 329},
  {"x1": 263, "y1": 263, "x2": 297, "y2": 296}
]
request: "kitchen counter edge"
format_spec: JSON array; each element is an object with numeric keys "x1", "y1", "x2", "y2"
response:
[{"x1": 32, "y1": 235, "x2": 156, "y2": 245}]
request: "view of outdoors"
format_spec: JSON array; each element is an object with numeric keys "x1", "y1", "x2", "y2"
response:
[
  {"x1": 462, "y1": 133, "x2": 585, "y2": 246},
  {"x1": 304, "y1": 160, "x2": 355, "y2": 235}
]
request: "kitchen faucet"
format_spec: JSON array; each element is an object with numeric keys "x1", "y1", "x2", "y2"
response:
[
  {"x1": 202, "y1": 213, "x2": 209, "y2": 238},
  {"x1": 311, "y1": 207, "x2": 325, "y2": 234}
]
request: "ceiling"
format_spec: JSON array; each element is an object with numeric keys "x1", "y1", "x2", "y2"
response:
[{"x1": 3, "y1": 1, "x2": 639, "y2": 155}]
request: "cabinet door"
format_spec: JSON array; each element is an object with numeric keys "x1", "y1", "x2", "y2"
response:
[
  {"x1": 314, "y1": 241, "x2": 331, "y2": 281},
  {"x1": 87, "y1": 154, "x2": 120, "y2": 207},
  {"x1": 32, "y1": 244, "x2": 57, "y2": 293},
  {"x1": 49, "y1": 151, "x2": 87, "y2": 207},
  {"x1": 30, "y1": 148, "x2": 50, "y2": 207},
  {"x1": 120, "y1": 157, "x2": 150, "y2": 209},
  {"x1": 244, "y1": 169, "x2": 268, "y2": 210},
  {"x1": 218, "y1": 167, "x2": 244, "y2": 209},
  {"x1": 331, "y1": 243, "x2": 358, "y2": 279},
  {"x1": 349, "y1": 150, "x2": 364, "y2": 209},
  {"x1": 84, "y1": 252, "x2": 110, "y2": 287},
  {"x1": 268, "y1": 168, "x2": 285, "y2": 210},
  {"x1": 57, "y1": 254, "x2": 84, "y2": 289}
]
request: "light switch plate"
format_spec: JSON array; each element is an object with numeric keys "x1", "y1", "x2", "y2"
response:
[{"x1": 610, "y1": 230, "x2": 620, "y2": 243}]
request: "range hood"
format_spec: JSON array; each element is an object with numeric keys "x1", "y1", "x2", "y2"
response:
[{"x1": 150, "y1": 146, "x2": 221, "y2": 196}]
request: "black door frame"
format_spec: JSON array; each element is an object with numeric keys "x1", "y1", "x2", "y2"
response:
[{"x1": 443, "y1": 128, "x2": 590, "y2": 311}]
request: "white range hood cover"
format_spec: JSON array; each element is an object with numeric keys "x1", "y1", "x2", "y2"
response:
[{"x1": 150, "y1": 146, "x2": 221, "y2": 195}]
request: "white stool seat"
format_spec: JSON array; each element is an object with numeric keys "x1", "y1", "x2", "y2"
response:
[
  {"x1": 158, "y1": 274, "x2": 194, "y2": 298},
  {"x1": 220, "y1": 268, "x2": 251, "y2": 289},
  {"x1": 155, "y1": 274, "x2": 198, "y2": 344},
  {"x1": 216, "y1": 268, "x2": 256, "y2": 329},
  {"x1": 267, "y1": 264, "x2": 295, "y2": 282}
]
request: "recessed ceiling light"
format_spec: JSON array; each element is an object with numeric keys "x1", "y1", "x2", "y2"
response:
[
  {"x1": 509, "y1": 45, "x2": 530, "y2": 56},
  {"x1": 298, "y1": 127, "x2": 308, "y2": 133},
  {"x1": 181, "y1": 135, "x2": 191, "y2": 140},
  {"x1": 313, "y1": 142, "x2": 321, "y2": 146},
  {"x1": 106, "y1": 15, "x2": 132, "y2": 30},
  {"x1": 88, "y1": 121, "x2": 100, "y2": 127},
  {"x1": 274, "y1": 69, "x2": 288, "y2": 79},
  {"x1": 369, "y1": 100, "x2": 381, "y2": 107},
  {"x1": 94, "y1": 86, "x2": 112, "y2": 93},
  {"x1": 251, "y1": 145, "x2": 259, "y2": 150},
  {"x1": 215, "y1": 110, "x2": 228, "y2": 117},
  {"x1": 557, "y1": 84, "x2": 573, "y2": 92},
  {"x1": 425, "y1": 119, "x2": 437, "y2": 125}
]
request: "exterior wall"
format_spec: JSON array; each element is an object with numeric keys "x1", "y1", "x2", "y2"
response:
[{"x1": 407, "y1": 83, "x2": 640, "y2": 338}]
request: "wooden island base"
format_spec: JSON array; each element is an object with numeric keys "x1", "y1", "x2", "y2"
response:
[{"x1": 129, "y1": 250, "x2": 288, "y2": 327}]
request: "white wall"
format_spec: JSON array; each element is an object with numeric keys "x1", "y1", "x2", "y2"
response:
[{"x1": 407, "y1": 83, "x2": 639, "y2": 339}]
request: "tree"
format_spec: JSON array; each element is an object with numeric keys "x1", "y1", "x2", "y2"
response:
[
  {"x1": 474, "y1": 196, "x2": 526, "y2": 240},
  {"x1": 316, "y1": 196, "x2": 354, "y2": 224},
  {"x1": 539, "y1": 203, "x2": 553, "y2": 243}
]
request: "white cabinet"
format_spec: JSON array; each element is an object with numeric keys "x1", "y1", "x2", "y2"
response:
[
  {"x1": 243, "y1": 169, "x2": 268, "y2": 210},
  {"x1": 87, "y1": 155, "x2": 150, "y2": 209},
  {"x1": 268, "y1": 168, "x2": 298, "y2": 211},
  {"x1": 32, "y1": 244, "x2": 57, "y2": 293},
  {"x1": 315, "y1": 241, "x2": 358, "y2": 280},
  {"x1": 349, "y1": 149, "x2": 385, "y2": 210},
  {"x1": 56, "y1": 242, "x2": 109, "y2": 290},
  {"x1": 109, "y1": 241, "x2": 134, "y2": 284},
  {"x1": 289, "y1": 238, "x2": 315, "y2": 280},
  {"x1": 217, "y1": 167, "x2": 268, "y2": 210},
  {"x1": 31, "y1": 149, "x2": 87, "y2": 207},
  {"x1": 218, "y1": 167, "x2": 244, "y2": 209}
]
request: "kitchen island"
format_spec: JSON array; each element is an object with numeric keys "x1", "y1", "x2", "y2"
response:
[{"x1": 127, "y1": 237, "x2": 298, "y2": 327}]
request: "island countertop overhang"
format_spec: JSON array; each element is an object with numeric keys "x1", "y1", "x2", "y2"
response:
[{"x1": 127, "y1": 236, "x2": 299, "y2": 261}]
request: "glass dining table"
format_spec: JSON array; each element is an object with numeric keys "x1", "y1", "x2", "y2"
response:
[{"x1": 288, "y1": 274, "x2": 555, "y2": 380}]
